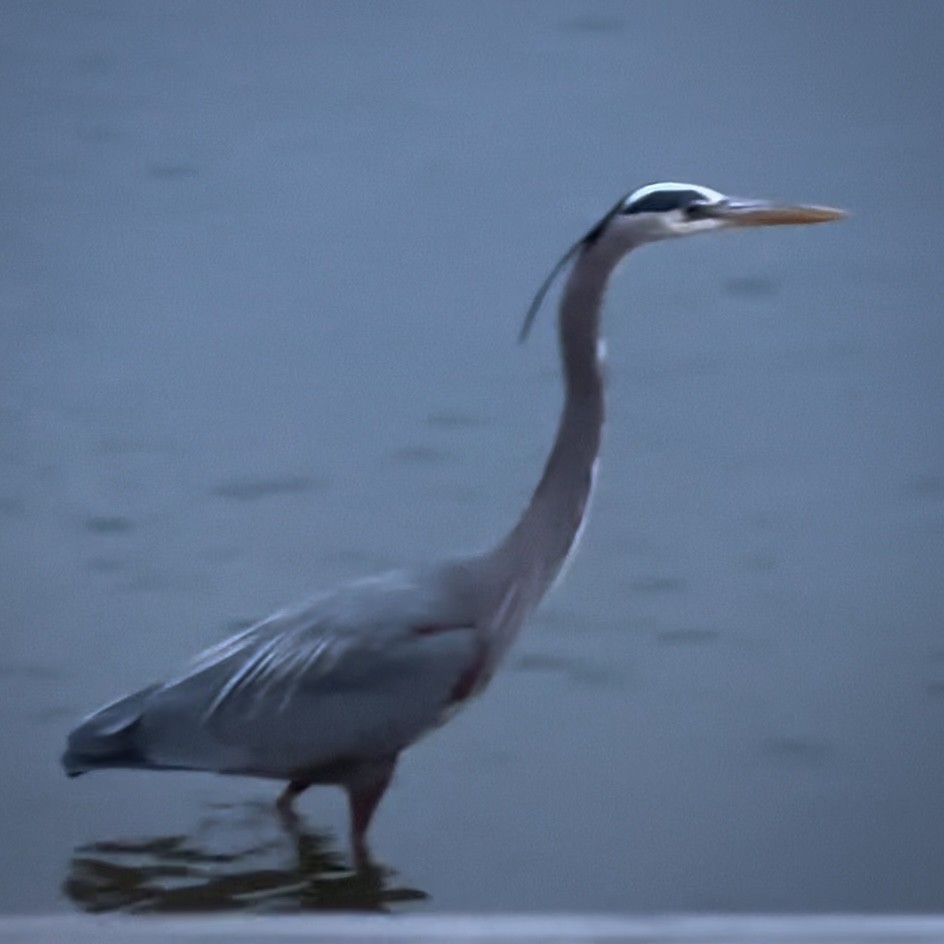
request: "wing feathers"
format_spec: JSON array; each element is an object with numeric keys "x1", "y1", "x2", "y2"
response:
[{"x1": 78, "y1": 567, "x2": 484, "y2": 777}]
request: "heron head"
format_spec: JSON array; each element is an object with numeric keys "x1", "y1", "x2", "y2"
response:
[
  {"x1": 518, "y1": 181, "x2": 846, "y2": 341},
  {"x1": 600, "y1": 181, "x2": 847, "y2": 246}
]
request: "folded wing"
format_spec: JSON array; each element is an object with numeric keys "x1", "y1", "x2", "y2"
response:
[{"x1": 64, "y1": 568, "x2": 480, "y2": 779}]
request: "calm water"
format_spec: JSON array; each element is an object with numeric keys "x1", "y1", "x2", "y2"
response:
[{"x1": 2, "y1": 0, "x2": 943, "y2": 914}]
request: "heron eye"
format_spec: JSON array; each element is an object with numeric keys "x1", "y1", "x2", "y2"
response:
[{"x1": 684, "y1": 202, "x2": 712, "y2": 220}]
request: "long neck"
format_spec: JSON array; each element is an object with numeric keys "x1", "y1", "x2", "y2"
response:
[{"x1": 486, "y1": 241, "x2": 621, "y2": 605}]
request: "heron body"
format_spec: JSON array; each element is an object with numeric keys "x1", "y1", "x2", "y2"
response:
[{"x1": 63, "y1": 182, "x2": 844, "y2": 863}]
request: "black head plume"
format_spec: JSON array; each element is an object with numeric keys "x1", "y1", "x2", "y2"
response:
[{"x1": 517, "y1": 195, "x2": 626, "y2": 343}]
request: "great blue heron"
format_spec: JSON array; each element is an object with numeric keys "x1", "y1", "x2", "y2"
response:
[{"x1": 63, "y1": 182, "x2": 845, "y2": 865}]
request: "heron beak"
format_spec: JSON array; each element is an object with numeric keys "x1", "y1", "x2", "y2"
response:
[{"x1": 706, "y1": 199, "x2": 848, "y2": 227}]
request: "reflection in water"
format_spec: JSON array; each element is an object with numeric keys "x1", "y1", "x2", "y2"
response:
[{"x1": 63, "y1": 802, "x2": 427, "y2": 913}]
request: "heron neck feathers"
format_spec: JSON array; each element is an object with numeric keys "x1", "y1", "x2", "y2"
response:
[{"x1": 483, "y1": 243, "x2": 618, "y2": 631}]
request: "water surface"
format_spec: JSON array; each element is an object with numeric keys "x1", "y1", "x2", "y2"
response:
[{"x1": 2, "y1": 0, "x2": 943, "y2": 913}]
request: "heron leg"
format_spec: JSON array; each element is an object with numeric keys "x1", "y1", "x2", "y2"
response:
[
  {"x1": 345, "y1": 759, "x2": 396, "y2": 870},
  {"x1": 276, "y1": 778, "x2": 312, "y2": 828}
]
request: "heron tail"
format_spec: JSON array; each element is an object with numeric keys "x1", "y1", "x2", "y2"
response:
[{"x1": 61, "y1": 686, "x2": 159, "y2": 777}]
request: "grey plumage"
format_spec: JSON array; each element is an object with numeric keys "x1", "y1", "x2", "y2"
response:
[
  {"x1": 65, "y1": 561, "x2": 486, "y2": 778},
  {"x1": 63, "y1": 182, "x2": 844, "y2": 863}
]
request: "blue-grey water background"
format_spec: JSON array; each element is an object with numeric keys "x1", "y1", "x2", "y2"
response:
[{"x1": 2, "y1": 0, "x2": 943, "y2": 914}]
